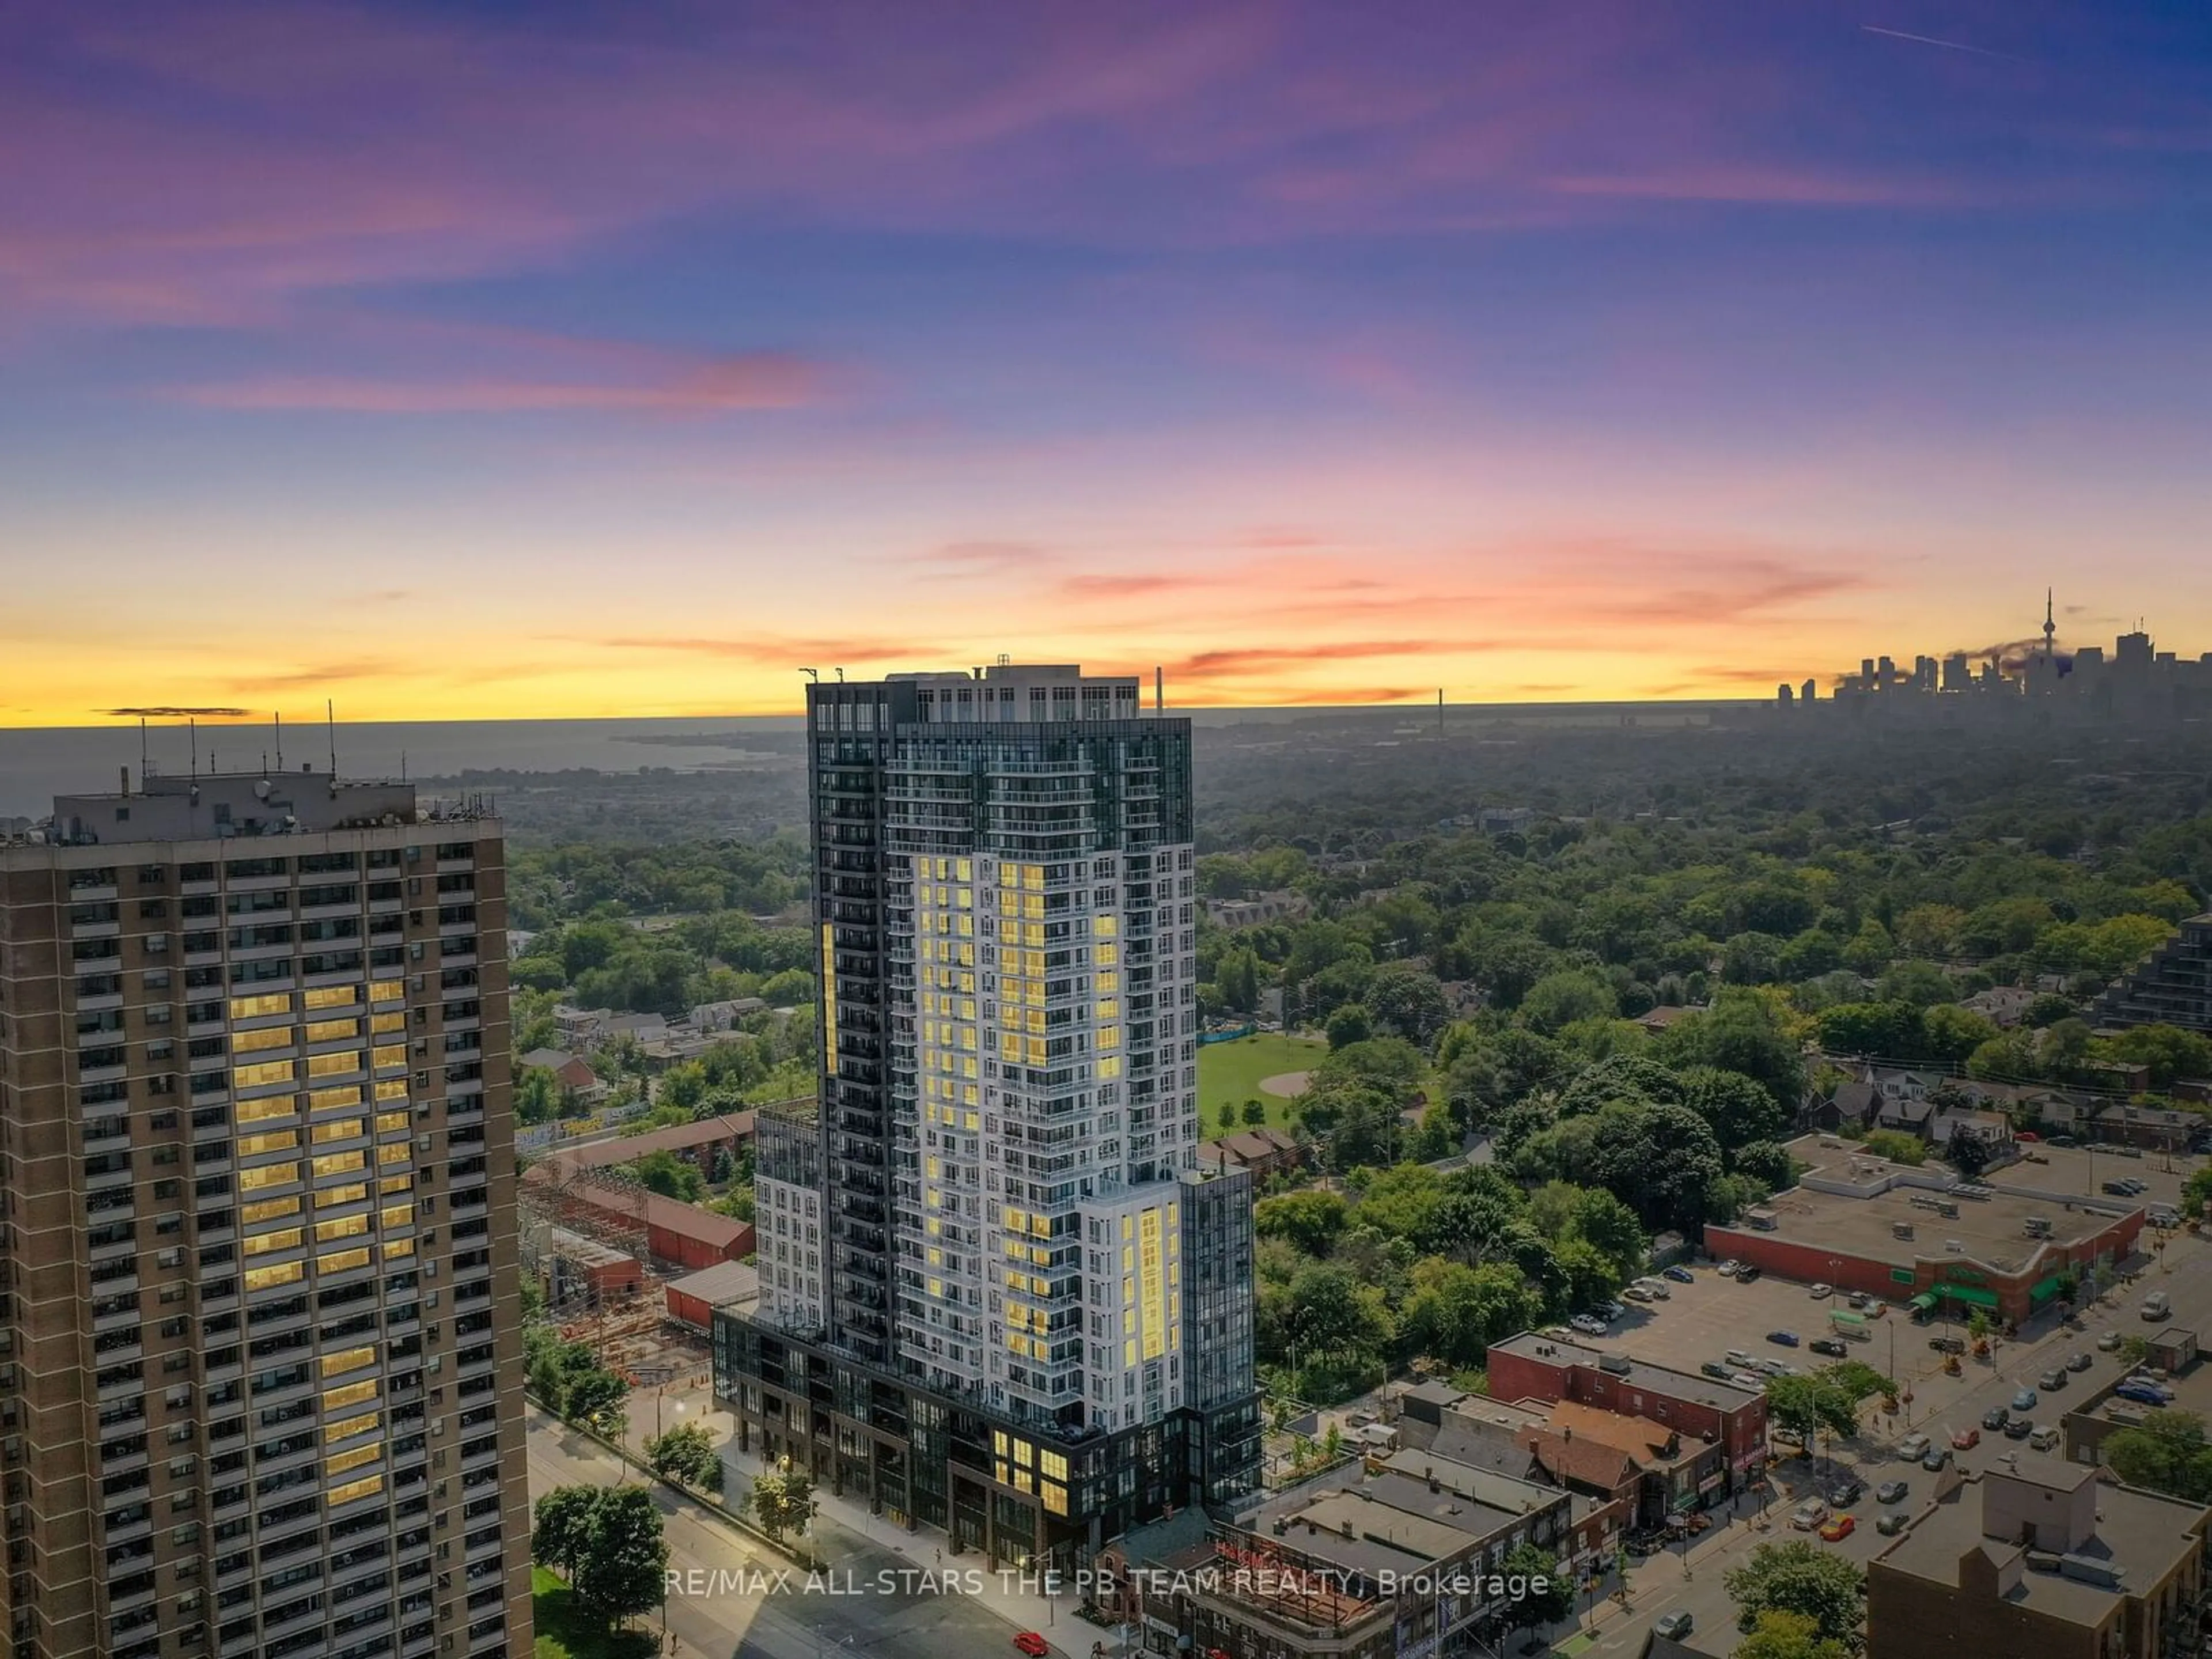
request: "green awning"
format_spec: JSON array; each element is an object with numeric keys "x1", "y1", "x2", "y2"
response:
[
  {"x1": 1908, "y1": 1293, "x2": 1940, "y2": 1312},
  {"x1": 2028, "y1": 1275, "x2": 2065, "y2": 1305},
  {"x1": 1936, "y1": 1283, "x2": 1999, "y2": 1309}
]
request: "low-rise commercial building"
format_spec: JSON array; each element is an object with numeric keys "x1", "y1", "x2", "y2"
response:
[
  {"x1": 1109, "y1": 1448, "x2": 1580, "y2": 1659},
  {"x1": 1703, "y1": 1150, "x2": 2142, "y2": 1326},
  {"x1": 1485, "y1": 1332, "x2": 1768, "y2": 1494},
  {"x1": 1868, "y1": 1461, "x2": 2210, "y2": 1659}
]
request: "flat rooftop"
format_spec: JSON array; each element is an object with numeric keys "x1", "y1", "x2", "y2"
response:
[
  {"x1": 1490, "y1": 1330, "x2": 1764, "y2": 1411},
  {"x1": 1716, "y1": 1178, "x2": 2133, "y2": 1277},
  {"x1": 1243, "y1": 1453, "x2": 1559, "y2": 1579},
  {"x1": 1876, "y1": 1468, "x2": 2206, "y2": 1625}
]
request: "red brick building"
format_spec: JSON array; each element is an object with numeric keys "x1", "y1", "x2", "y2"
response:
[{"x1": 1484, "y1": 1333, "x2": 1769, "y2": 1493}]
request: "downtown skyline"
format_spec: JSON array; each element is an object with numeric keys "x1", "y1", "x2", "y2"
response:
[{"x1": 6, "y1": 1, "x2": 2212, "y2": 722}]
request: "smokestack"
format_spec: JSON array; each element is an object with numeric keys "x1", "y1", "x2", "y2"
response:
[{"x1": 1155, "y1": 666, "x2": 1163, "y2": 713}]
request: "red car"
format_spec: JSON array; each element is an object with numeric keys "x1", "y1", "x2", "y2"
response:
[
  {"x1": 1014, "y1": 1637, "x2": 1051, "y2": 1658},
  {"x1": 2016, "y1": 1131, "x2": 2040, "y2": 1142},
  {"x1": 1819, "y1": 1514, "x2": 1856, "y2": 1541},
  {"x1": 1952, "y1": 1427, "x2": 1980, "y2": 1450}
]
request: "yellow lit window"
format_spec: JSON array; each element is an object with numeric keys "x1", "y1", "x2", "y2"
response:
[
  {"x1": 380, "y1": 1204, "x2": 411, "y2": 1230},
  {"x1": 1094, "y1": 916, "x2": 1118, "y2": 938},
  {"x1": 236, "y1": 1096, "x2": 295, "y2": 1124},
  {"x1": 994, "y1": 1430, "x2": 1009, "y2": 1457},
  {"x1": 959, "y1": 1027, "x2": 976, "y2": 1051},
  {"x1": 373, "y1": 1080, "x2": 407, "y2": 1103},
  {"x1": 323, "y1": 1377, "x2": 378, "y2": 1410},
  {"x1": 1040, "y1": 1450, "x2": 1067, "y2": 1482},
  {"x1": 244, "y1": 1226, "x2": 302, "y2": 1256},
  {"x1": 371, "y1": 1044, "x2": 406, "y2": 1071},
  {"x1": 960, "y1": 997, "x2": 976, "y2": 1019},
  {"x1": 306, "y1": 1017, "x2": 359, "y2": 1044},
  {"x1": 368, "y1": 981, "x2": 402, "y2": 1003},
  {"x1": 1096, "y1": 944, "x2": 1118, "y2": 967},
  {"x1": 230, "y1": 993, "x2": 291, "y2": 1021},
  {"x1": 1014, "y1": 1440, "x2": 1032, "y2": 1469},
  {"x1": 1025, "y1": 1039, "x2": 1047, "y2": 1066},
  {"x1": 1097, "y1": 999, "x2": 1119, "y2": 1020},
  {"x1": 232, "y1": 1025, "x2": 293, "y2": 1055},
  {"x1": 311, "y1": 1118, "x2": 365, "y2": 1145},
  {"x1": 1043, "y1": 1483, "x2": 1068, "y2": 1516},
  {"x1": 310, "y1": 1085, "x2": 363, "y2": 1112},
  {"x1": 306, "y1": 1051, "x2": 361, "y2": 1079},
  {"x1": 382, "y1": 1237, "x2": 414, "y2": 1260},
  {"x1": 378, "y1": 1174, "x2": 412, "y2": 1196},
  {"x1": 318, "y1": 1247, "x2": 371, "y2": 1274},
  {"x1": 956, "y1": 859, "x2": 972, "y2": 882},
  {"x1": 234, "y1": 1060, "x2": 296, "y2": 1090},
  {"x1": 244, "y1": 1261, "x2": 303, "y2": 1292},
  {"x1": 1099, "y1": 1027, "x2": 1120, "y2": 1051},
  {"x1": 376, "y1": 1143, "x2": 410, "y2": 1166},
  {"x1": 313, "y1": 1151, "x2": 368, "y2": 1179},
  {"x1": 1023, "y1": 866, "x2": 1043, "y2": 891},
  {"x1": 327, "y1": 1474, "x2": 383, "y2": 1506},
  {"x1": 927, "y1": 1278, "x2": 943, "y2": 1298},
  {"x1": 315, "y1": 1214, "x2": 369, "y2": 1243},
  {"x1": 325, "y1": 1441, "x2": 381, "y2": 1477},
  {"x1": 241, "y1": 1196, "x2": 300, "y2": 1225},
  {"x1": 1099, "y1": 1057, "x2": 1122, "y2": 1079},
  {"x1": 375, "y1": 1110, "x2": 408, "y2": 1134},
  {"x1": 963, "y1": 1085, "x2": 978, "y2": 1107},
  {"x1": 1098, "y1": 972, "x2": 1119, "y2": 993},
  {"x1": 1023, "y1": 894, "x2": 1044, "y2": 919},
  {"x1": 1000, "y1": 1033, "x2": 1020, "y2": 1062},
  {"x1": 1124, "y1": 1339, "x2": 1137, "y2": 1366},
  {"x1": 239, "y1": 1162, "x2": 298, "y2": 1191},
  {"x1": 306, "y1": 985, "x2": 359, "y2": 1010},
  {"x1": 325, "y1": 1411, "x2": 379, "y2": 1444},
  {"x1": 319, "y1": 1182, "x2": 369, "y2": 1209},
  {"x1": 370, "y1": 1012, "x2": 405, "y2": 1036},
  {"x1": 237, "y1": 1130, "x2": 300, "y2": 1158}
]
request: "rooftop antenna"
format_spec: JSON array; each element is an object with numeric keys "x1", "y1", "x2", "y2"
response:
[
  {"x1": 1155, "y1": 666, "x2": 1164, "y2": 713},
  {"x1": 2043, "y1": 588, "x2": 2056, "y2": 657},
  {"x1": 800, "y1": 668, "x2": 819, "y2": 683},
  {"x1": 139, "y1": 717, "x2": 149, "y2": 782},
  {"x1": 190, "y1": 718, "x2": 197, "y2": 778},
  {"x1": 274, "y1": 710, "x2": 283, "y2": 772},
  {"x1": 835, "y1": 666, "x2": 844, "y2": 682},
  {"x1": 327, "y1": 699, "x2": 337, "y2": 778}
]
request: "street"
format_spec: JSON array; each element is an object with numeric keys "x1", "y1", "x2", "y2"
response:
[{"x1": 528, "y1": 1410, "x2": 1052, "y2": 1659}]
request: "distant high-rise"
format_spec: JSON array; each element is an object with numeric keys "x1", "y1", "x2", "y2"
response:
[
  {"x1": 0, "y1": 770, "x2": 531, "y2": 1659},
  {"x1": 715, "y1": 664, "x2": 1259, "y2": 1568}
]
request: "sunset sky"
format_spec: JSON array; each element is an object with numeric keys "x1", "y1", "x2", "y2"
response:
[{"x1": 5, "y1": 1, "x2": 2211, "y2": 724}]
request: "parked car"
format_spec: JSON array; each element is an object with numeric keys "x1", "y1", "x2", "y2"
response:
[
  {"x1": 2038, "y1": 1369, "x2": 2066, "y2": 1391},
  {"x1": 2048, "y1": 1135, "x2": 2078, "y2": 1147},
  {"x1": 2016, "y1": 1131, "x2": 2040, "y2": 1142},
  {"x1": 1929, "y1": 1335, "x2": 1965, "y2": 1355},
  {"x1": 1623, "y1": 1286, "x2": 1654, "y2": 1303},
  {"x1": 1981, "y1": 1407, "x2": 2009, "y2": 1431},
  {"x1": 1731, "y1": 1373, "x2": 1766, "y2": 1392},
  {"x1": 1952, "y1": 1427, "x2": 1980, "y2": 1450},
  {"x1": 1718, "y1": 1260, "x2": 1743, "y2": 1278},
  {"x1": 1736, "y1": 1265, "x2": 1763, "y2": 1283},
  {"x1": 1771, "y1": 1426, "x2": 1807, "y2": 1450},
  {"x1": 2066, "y1": 1351, "x2": 2094, "y2": 1372},
  {"x1": 1701, "y1": 1361, "x2": 1733, "y2": 1380},
  {"x1": 1571, "y1": 1314, "x2": 1608, "y2": 1335},
  {"x1": 2116, "y1": 1380, "x2": 2174, "y2": 1405},
  {"x1": 1820, "y1": 1514, "x2": 1856, "y2": 1542},
  {"x1": 1809, "y1": 1283, "x2": 1833, "y2": 1300},
  {"x1": 1725, "y1": 1349, "x2": 1756, "y2": 1369},
  {"x1": 2098, "y1": 1331, "x2": 2123, "y2": 1352},
  {"x1": 1897, "y1": 1433, "x2": 1932, "y2": 1461},
  {"x1": 1600, "y1": 1301, "x2": 1627, "y2": 1321},
  {"x1": 1664, "y1": 1265, "x2": 1696, "y2": 1284},
  {"x1": 1877, "y1": 1511, "x2": 1910, "y2": 1536},
  {"x1": 1655, "y1": 1611, "x2": 1695, "y2": 1640},
  {"x1": 1922, "y1": 1447, "x2": 1953, "y2": 1472},
  {"x1": 1827, "y1": 1479, "x2": 1864, "y2": 1508},
  {"x1": 1790, "y1": 1501, "x2": 1828, "y2": 1530},
  {"x1": 1876, "y1": 1480, "x2": 1909, "y2": 1505},
  {"x1": 1810, "y1": 1339, "x2": 1849, "y2": 1358},
  {"x1": 2004, "y1": 1416, "x2": 2034, "y2": 1440},
  {"x1": 2103, "y1": 1181, "x2": 2132, "y2": 1195},
  {"x1": 2013, "y1": 1388, "x2": 2038, "y2": 1411},
  {"x1": 1847, "y1": 1293, "x2": 1871, "y2": 1310},
  {"x1": 1014, "y1": 1635, "x2": 1051, "y2": 1658},
  {"x1": 1767, "y1": 1330, "x2": 1801, "y2": 1347}
]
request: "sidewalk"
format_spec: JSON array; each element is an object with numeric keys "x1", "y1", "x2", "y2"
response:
[{"x1": 623, "y1": 1380, "x2": 1087, "y2": 1648}]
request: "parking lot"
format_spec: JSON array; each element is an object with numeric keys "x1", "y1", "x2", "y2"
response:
[
  {"x1": 1995, "y1": 1143, "x2": 2200, "y2": 1212},
  {"x1": 1565, "y1": 1264, "x2": 1911, "y2": 1385}
]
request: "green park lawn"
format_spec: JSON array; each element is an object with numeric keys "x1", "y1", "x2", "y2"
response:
[
  {"x1": 532, "y1": 1566, "x2": 657, "y2": 1659},
  {"x1": 1199, "y1": 1033, "x2": 1328, "y2": 1138}
]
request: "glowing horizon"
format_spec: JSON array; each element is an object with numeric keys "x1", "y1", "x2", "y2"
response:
[{"x1": 6, "y1": 2, "x2": 2211, "y2": 727}]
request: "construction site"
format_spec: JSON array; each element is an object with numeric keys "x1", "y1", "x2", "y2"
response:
[{"x1": 520, "y1": 1156, "x2": 739, "y2": 1390}]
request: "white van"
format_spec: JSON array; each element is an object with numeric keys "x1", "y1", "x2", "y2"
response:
[
  {"x1": 2029, "y1": 1426, "x2": 2060, "y2": 1452},
  {"x1": 2143, "y1": 1291, "x2": 2172, "y2": 1321}
]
